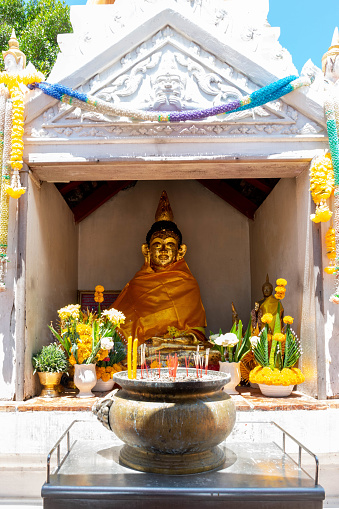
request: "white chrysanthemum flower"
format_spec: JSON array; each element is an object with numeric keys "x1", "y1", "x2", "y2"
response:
[
  {"x1": 214, "y1": 332, "x2": 239, "y2": 347},
  {"x1": 101, "y1": 337, "x2": 114, "y2": 351},
  {"x1": 250, "y1": 336, "x2": 260, "y2": 347},
  {"x1": 101, "y1": 308, "x2": 126, "y2": 326}
]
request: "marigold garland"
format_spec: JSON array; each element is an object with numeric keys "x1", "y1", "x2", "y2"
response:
[
  {"x1": 0, "y1": 35, "x2": 44, "y2": 291},
  {"x1": 309, "y1": 153, "x2": 334, "y2": 224}
]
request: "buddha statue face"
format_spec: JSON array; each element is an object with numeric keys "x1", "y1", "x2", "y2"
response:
[
  {"x1": 262, "y1": 282, "x2": 273, "y2": 298},
  {"x1": 142, "y1": 230, "x2": 187, "y2": 272}
]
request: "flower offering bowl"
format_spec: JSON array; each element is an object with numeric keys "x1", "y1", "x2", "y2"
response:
[{"x1": 93, "y1": 368, "x2": 236, "y2": 475}]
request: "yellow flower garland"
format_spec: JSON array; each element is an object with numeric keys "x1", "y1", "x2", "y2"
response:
[
  {"x1": 0, "y1": 38, "x2": 44, "y2": 291},
  {"x1": 324, "y1": 226, "x2": 336, "y2": 274},
  {"x1": 309, "y1": 153, "x2": 334, "y2": 223}
]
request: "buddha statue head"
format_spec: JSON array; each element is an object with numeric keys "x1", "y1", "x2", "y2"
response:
[
  {"x1": 262, "y1": 274, "x2": 273, "y2": 299},
  {"x1": 2, "y1": 30, "x2": 26, "y2": 73},
  {"x1": 142, "y1": 191, "x2": 187, "y2": 272}
]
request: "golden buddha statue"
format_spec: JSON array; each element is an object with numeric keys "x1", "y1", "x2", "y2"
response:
[
  {"x1": 258, "y1": 274, "x2": 283, "y2": 332},
  {"x1": 113, "y1": 191, "x2": 213, "y2": 365}
]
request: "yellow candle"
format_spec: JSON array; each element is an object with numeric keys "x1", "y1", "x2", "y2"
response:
[
  {"x1": 127, "y1": 336, "x2": 132, "y2": 379},
  {"x1": 133, "y1": 338, "x2": 138, "y2": 379}
]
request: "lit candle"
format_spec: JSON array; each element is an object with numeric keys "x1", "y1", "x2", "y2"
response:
[
  {"x1": 133, "y1": 338, "x2": 138, "y2": 379},
  {"x1": 127, "y1": 336, "x2": 132, "y2": 379}
]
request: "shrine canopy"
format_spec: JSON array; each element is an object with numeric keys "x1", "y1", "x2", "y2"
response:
[{"x1": 24, "y1": 0, "x2": 328, "y2": 184}]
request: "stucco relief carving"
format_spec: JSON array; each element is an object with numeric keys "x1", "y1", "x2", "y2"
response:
[{"x1": 26, "y1": 24, "x2": 324, "y2": 142}]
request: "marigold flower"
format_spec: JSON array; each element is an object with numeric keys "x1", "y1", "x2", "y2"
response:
[
  {"x1": 324, "y1": 266, "x2": 336, "y2": 274},
  {"x1": 276, "y1": 278, "x2": 287, "y2": 286},
  {"x1": 101, "y1": 372, "x2": 110, "y2": 382},
  {"x1": 69, "y1": 354, "x2": 76, "y2": 366},
  {"x1": 249, "y1": 366, "x2": 305, "y2": 386},
  {"x1": 274, "y1": 292, "x2": 285, "y2": 300},
  {"x1": 94, "y1": 292, "x2": 104, "y2": 303},
  {"x1": 275, "y1": 286, "x2": 286, "y2": 293},
  {"x1": 95, "y1": 285, "x2": 104, "y2": 293},
  {"x1": 273, "y1": 333, "x2": 285, "y2": 342},
  {"x1": 5, "y1": 187, "x2": 26, "y2": 199},
  {"x1": 261, "y1": 313, "x2": 273, "y2": 324},
  {"x1": 283, "y1": 316, "x2": 294, "y2": 324}
]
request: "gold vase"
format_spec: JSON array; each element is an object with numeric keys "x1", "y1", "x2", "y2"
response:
[{"x1": 37, "y1": 372, "x2": 63, "y2": 398}]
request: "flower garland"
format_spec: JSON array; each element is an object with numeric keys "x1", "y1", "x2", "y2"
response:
[
  {"x1": 0, "y1": 70, "x2": 44, "y2": 197},
  {"x1": 0, "y1": 90, "x2": 11, "y2": 291},
  {"x1": 324, "y1": 90, "x2": 339, "y2": 302},
  {"x1": 28, "y1": 74, "x2": 313, "y2": 123},
  {"x1": 325, "y1": 226, "x2": 336, "y2": 274},
  {"x1": 309, "y1": 153, "x2": 334, "y2": 223},
  {"x1": 0, "y1": 68, "x2": 44, "y2": 291}
]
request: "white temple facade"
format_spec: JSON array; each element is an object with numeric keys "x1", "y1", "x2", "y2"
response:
[{"x1": 0, "y1": 0, "x2": 338, "y2": 401}]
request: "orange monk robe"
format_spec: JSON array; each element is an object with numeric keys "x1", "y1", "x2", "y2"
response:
[{"x1": 113, "y1": 259, "x2": 207, "y2": 345}]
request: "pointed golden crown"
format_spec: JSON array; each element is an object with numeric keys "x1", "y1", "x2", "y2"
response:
[
  {"x1": 155, "y1": 190, "x2": 174, "y2": 222},
  {"x1": 322, "y1": 27, "x2": 339, "y2": 73}
]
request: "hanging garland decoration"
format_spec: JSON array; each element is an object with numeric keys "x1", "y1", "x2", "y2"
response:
[
  {"x1": 309, "y1": 152, "x2": 334, "y2": 223},
  {"x1": 0, "y1": 88, "x2": 8, "y2": 291},
  {"x1": 324, "y1": 91, "x2": 339, "y2": 303},
  {"x1": 324, "y1": 226, "x2": 336, "y2": 274},
  {"x1": 27, "y1": 74, "x2": 313, "y2": 123},
  {"x1": 0, "y1": 28, "x2": 45, "y2": 291},
  {"x1": 0, "y1": 70, "x2": 44, "y2": 198},
  {"x1": 0, "y1": 90, "x2": 11, "y2": 291}
]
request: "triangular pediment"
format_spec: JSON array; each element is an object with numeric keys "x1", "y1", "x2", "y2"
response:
[{"x1": 24, "y1": 6, "x2": 327, "y2": 174}]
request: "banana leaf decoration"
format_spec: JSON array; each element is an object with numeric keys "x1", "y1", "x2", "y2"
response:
[
  {"x1": 283, "y1": 325, "x2": 302, "y2": 368},
  {"x1": 253, "y1": 326, "x2": 269, "y2": 367},
  {"x1": 233, "y1": 318, "x2": 251, "y2": 362}
]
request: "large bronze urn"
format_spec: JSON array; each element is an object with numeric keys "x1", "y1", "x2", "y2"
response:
[{"x1": 93, "y1": 368, "x2": 236, "y2": 475}]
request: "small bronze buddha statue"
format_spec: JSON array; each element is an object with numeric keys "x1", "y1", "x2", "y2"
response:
[
  {"x1": 113, "y1": 191, "x2": 217, "y2": 366},
  {"x1": 258, "y1": 274, "x2": 283, "y2": 332},
  {"x1": 250, "y1": 301, "x2": 263, "y2": 334}
]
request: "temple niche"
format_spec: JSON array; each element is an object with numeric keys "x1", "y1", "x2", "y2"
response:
[{"x1": 1, "y1": 0, "x2": 338, "y2": 402}]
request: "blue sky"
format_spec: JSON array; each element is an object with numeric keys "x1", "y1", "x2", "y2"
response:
[{"x1": 64, "y1": 0, "x2": 339, "y2": 74}]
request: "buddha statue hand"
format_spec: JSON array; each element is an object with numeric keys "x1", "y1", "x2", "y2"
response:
[{"x1": 92, "y1": 388, "x2": 119, "y2": 430}]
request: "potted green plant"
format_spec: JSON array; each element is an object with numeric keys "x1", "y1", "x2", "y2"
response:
[{"x1": 32, "y1": 343, "x2": 69, "y2": 398}]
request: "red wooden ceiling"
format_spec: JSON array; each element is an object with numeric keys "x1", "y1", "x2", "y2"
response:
[{"x1": 56, "y1": 178, "x2": 279, "y2": 223}]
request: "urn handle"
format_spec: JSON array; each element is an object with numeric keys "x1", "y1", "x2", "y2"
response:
[{"x1": 92, "y1": 388, "x2": 119, "y2": 430}]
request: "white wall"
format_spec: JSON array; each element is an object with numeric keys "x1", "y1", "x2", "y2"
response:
[
  {"x1": 78, "y1": 180, "x2": 251, "y2": 334},
  {"x1": 250, "y1": 175, "x2": 320, "y2": 396},
  {"x1": 0, "y1": 198, "x2": 18, "y2": 400},
  {"x1": 250, "y1": 178, "x2": 301, "y2": 322},
  {"x1": 321, "y1": 195, "x2": 339, "y2": 397},
  {"x1": 25, "y1": 181, "x2": 78, "y2": 398}
]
